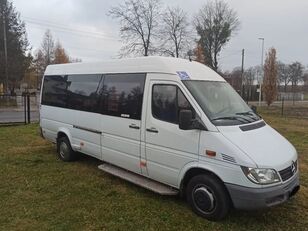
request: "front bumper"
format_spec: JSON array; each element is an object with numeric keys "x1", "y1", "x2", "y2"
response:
[{"x1": 225, "y1": 173, "x2": 300, "y2": 210}]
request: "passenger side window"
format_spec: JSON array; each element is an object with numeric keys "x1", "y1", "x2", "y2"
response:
[
  {"x1": 101, "y1": 73, "x2": 146, "y2": 120},
  {"x1": 152, "y1": 85, "x2": 177, "y2": 123},
  {"x1": 66, "y1": 74, "x2": 103, "y2": 112},
  {"x1": 42, "y1": 75, "x2": 68, "y2": 108},
  {"x1": 152, "y1": 84, "x2": 195, "y2": 124}
]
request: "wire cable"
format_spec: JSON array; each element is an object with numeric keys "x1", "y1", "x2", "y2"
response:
[{"x1": 22, "y1": 16, "x2": 118, "y2": 41}]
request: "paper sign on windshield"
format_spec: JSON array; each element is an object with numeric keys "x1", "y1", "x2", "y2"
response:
[{"x1": 176, "y1": 71, "x2": 190, "y2": 80}]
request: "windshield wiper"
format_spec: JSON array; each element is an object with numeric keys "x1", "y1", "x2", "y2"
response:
[
  {"x1": 236, "y1": 111, "x2": 260, "y2": 121},
  {"x1": 236, "y1": 111, "x2": 254, "y2": 116},
  {"x1": 211, "y1": 116, "x2": 247, "y2": 123}
]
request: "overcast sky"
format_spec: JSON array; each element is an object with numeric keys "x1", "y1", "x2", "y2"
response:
[{"x1": 13, "y1": 0, "x2": 308, "y2": 71}]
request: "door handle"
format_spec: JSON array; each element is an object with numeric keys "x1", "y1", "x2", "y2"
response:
[
  {"x1": 129, "y1": 124, "x2": 140, "y2": 130},
  {"x1": 146, "y1": 128, "x2": 159, "y2": 133}
]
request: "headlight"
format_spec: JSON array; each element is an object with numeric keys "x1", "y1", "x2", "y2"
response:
[{"x1": 241, "y1": 166, "x2": 280, "y2": 185}]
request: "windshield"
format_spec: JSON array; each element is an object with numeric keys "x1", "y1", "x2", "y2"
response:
[{"x1": 183, "y1": 81, "x2": 260, "y2": 126}]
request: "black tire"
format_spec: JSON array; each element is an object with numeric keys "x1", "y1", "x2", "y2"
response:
[
  {"x1": 57, "y1": 137, "x2": 77, "y2": 162},
  {"x1": 186, "y1": 174, "x2": 230, "y2": 221}
]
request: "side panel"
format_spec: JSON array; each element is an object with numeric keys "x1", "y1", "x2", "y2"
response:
[
  {"x1": 40, "y1": 73, "x2": 104, "y2": 159},
  {"x1": 40, "y1": 106, "x2": 102, "y2": 159},
  {"x1": 101, "y1": 116, "x2": 141, "y2": 173}
]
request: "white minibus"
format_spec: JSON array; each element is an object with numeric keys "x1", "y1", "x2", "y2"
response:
[{"x1": 40, "y1": 57, "x2": 299, "y2": 220}]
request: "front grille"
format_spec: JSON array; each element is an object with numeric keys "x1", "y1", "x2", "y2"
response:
[{"x1": 279, "y1": 160, "x2": 297, "y2": 181}]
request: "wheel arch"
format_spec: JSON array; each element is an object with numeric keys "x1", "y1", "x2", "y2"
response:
[
  {"x1": 56, "y1": 128, "x2": 73, "y2": 146},
  {"x1": 178, "y1": 163, "x2": 227, "y2": 198}
]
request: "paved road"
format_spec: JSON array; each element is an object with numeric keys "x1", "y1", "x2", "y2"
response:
[{"x1": 0, "y1": 111, "x2": 39, "y2": 123}]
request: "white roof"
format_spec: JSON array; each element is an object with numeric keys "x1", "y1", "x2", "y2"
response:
[{"x1": 44, "y1": 56, "x2": 225, "y2": 82}]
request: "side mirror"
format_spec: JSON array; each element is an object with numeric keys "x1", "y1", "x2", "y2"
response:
[
  {"x1": 250, "y1": 105, "x2": 257, "y2": 114},
  {"x1": 179, "y1": 110, "x2": 193, "y2": 130}
]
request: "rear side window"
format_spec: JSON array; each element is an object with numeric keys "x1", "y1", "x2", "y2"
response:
[
  {"x1": 101, "y1": 73, "x2": 146, "y2": 120},
  {"x1": 42, "y1": 74, "x2": 103, "y2": 112},
  {"x1": 152, "y1": 84, "x2": 195, "y2": 124},
  {"x1": 66, "y1": 74, "x2": 102, "y2": 112},
  {"x1": 42, "y1": 75, "x2": 68, "y2": 107}
]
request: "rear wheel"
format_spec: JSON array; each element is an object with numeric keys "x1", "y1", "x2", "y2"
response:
[
  {"x1": 57, "y1": 137, "x2": 77, "y2": 162},
  {"x1": 186, "y1": 174, "x2": 230, "y2": 221}
]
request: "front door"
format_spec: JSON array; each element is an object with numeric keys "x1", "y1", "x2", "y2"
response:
[{"x1": 145, "y1": 81, "x2": 200, "y2": 187}]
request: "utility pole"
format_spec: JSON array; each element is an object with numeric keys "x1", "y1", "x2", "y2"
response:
[
  {"x1": 258, "y1": 38, "x2": 265, "y2": 106},
  {"x1": 2, "y1": 4, "x2": 9, "y2": 94},
  {"x1": 240, "y1": 49, "x2": 245, "y2": 97}
]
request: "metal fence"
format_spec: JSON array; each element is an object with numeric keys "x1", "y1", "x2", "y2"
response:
[
  {"x1": 250, "y1": 100, "x2": 308, "y2": 119},
  {"x1": 0, "y1": 94, "x2": 39, "y2": 124}
]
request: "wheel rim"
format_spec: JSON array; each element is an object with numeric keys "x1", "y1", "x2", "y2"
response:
[
  {"x1": 59, "y1": 142, "x2": 68, "y2": 159},
  {"x1": 192, "y1": 186, "x2": 216, "y2": 214}
]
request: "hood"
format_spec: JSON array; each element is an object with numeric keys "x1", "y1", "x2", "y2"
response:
[{"x1": 217, "y1": 121, "x2": 297, "y2": 170}]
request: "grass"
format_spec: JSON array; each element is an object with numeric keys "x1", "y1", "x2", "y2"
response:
[{"x1": 0, "y1": 115, "x2": 308, "y2": 230}]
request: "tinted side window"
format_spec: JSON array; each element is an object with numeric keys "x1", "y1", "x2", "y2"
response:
[
  {"x1": 42, "y1": 75, "x2": 68, "y2": 107},
  {"x1": 152, "y1": 85, "x2": 177, "y2": 123},
  {"x1": 102, "y1": 73, "x2": 146, "y2": 120},
  {"x1": 67, "y1": 74, "x2": 102, "y2": 112},
  {"x1": 152, "y1": 85, "x2": 195, "y2": 124}
]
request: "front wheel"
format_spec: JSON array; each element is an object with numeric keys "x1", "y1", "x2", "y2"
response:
[
  {"x1": 57, "y1": 137, "x2": 77, "y2": 162},
  {"x1": 186, "y1": 174, "x2": 231, "y2": 221}
]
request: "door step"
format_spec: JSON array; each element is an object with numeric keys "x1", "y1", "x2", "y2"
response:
[{"x1": 98, "y1": 163, "x2": 178, "y2": 196}]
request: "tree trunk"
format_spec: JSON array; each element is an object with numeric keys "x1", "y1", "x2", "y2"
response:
[
  {"x1": 144, "y1": 46, "x2": 148, "y2": 56},
  {"x1": 213, "y1": 53, "x2": 218, "y2": 72},
  {"x1": 292, "y1": 83, "x2": 295, "y2": 106}
]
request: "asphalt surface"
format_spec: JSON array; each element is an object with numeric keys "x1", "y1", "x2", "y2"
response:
[{"x1": 0, "y1": 110, "x2": 39, "y2": 123}]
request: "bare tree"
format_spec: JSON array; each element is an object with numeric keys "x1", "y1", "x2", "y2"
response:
[
  {"x1": 223, "y1": 67, "x2": 242, "y2": 93},
  {"x1": 41, "y1": 29, "x2": 55, "y2": 66},
  {"x1": 244, "y1": 66, "x2": 260, "y2": 100},
  {"x1": 33, "y1": 50, "x2": 45, "y2": 85},
  {"x1": 289, "y1": 61, "x2": 304, "y2": 88},
  {"x1": 109, "y1": 0, "x2": 161, "y2": 57},
  {"x1": 289, "y1": 61, "x2": 304, "y2": 104},
  {"x1": 159, "y1": 6, "x2": 190, "y2": 58},
  {"x1": 245, "y1": 66, "x2": 260, "y2": 86},
  {"x1": 32, "y1": 30, "x2": 55, "y2": 85},
  {"x1": 277, "y1": 61, "x2": 291, "y2": 92},
  {"x1": 194, "y1": 0, "x2": 240, "y2": 71},
  {"x1": 263, "y1": 48, "x2": 278, "y2": 106},
  {"x1": 33, "y1": 30, "x2": 80, "y2": 86}
]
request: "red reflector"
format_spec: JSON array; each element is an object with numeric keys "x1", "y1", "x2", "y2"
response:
[
  {"x1": 206, "y1": 150, "x2": 216, "y2": 157},
  {"x1": 140, "y1": 161, "x2": 147, "y2": 167}
]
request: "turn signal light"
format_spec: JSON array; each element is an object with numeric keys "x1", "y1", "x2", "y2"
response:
[{"x1": 206, "y1": 150, "x2": 216, "y2": 157}]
